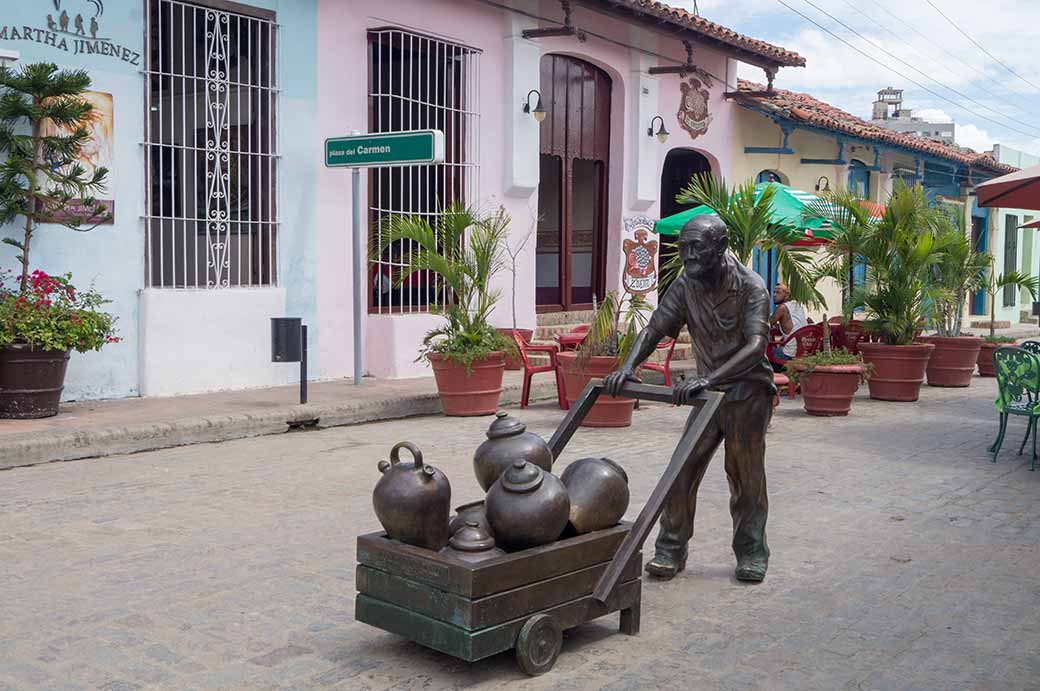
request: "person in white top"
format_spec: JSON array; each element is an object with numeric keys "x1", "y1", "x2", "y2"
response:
[{"x1": 769, "y1": 283, "x2": 808, "y2": 367}]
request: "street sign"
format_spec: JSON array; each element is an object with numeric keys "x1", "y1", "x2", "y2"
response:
[{"x1": 324, "y1": 129, "x2": 445, "y2": 168}]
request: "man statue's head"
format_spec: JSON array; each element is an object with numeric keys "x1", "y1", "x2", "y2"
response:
[{"x1": 678, "y1": 214, "x2": 729, "y2": 283}]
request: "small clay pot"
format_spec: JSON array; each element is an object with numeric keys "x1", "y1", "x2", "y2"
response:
[
  {"x1": 440, "y1": 521, "x2": 507, "y2": 563},
  {"x1": 448, "y1": 500, "x2": 494, "y2": 539}
]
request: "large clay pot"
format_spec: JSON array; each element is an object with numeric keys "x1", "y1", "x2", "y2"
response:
[
  {"x1": 497, "y1": 328, "x2": 533, "y2": 370},
  {"x1": 472, "y1": 411, "x2": 553, "y2": 491},
  {"x1": 858, "y1": 342, "x2": 934, "y2": 402},
  {"x1": 428, "y1": 351, "x2": 505, "y2": 416},
  {"x1": 485, "y1": 460, "x2": 570, "y2": 551},
  {"x1": 0, "y1": 344, "x2": 70, "y2": 419},
  {"x1": 922, "y1": 336, "x2": 982, "y2": 387},
  {"x1": 977, "y1": 341, "x2": 1001, "y2": 377},
  {"x1": 560, "y1": 457, "x2": 630, "y2": 534},
  {"x1": 794, "y1": 364, "x2": 863, "y2": 416},
  {"x1": 372, "y1": 442, "x2": 451, "y2": 551},
  {"x1": 556, "y1": 352, "x2": 635, "y2": 428}
]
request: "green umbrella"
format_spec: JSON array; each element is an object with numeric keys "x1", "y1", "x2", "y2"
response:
[{"x1": 654, "y1": 182, "x2": 831, "y2": 242}]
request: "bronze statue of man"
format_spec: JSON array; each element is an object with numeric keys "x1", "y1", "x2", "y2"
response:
[{"x1": 604, "y1": 214, "x2": 775, "y2": 582}]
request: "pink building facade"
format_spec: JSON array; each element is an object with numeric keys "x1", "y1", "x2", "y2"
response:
[{"x1": 314, "y1": 0, "x2": 803, "y2": 380}]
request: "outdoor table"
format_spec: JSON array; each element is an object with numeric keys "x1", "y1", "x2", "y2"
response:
[{"x1": 555, "y1": 333, "x2": 587, "y2": 351}]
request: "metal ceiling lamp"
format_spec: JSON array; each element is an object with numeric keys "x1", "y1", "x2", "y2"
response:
[
  {"x1": 647, "y1": 115, "x2": 669, "y2": 144},
  {"x1": 523, "y1": 89, "x2": 546, "y2": 123},
  {"x1": 521, "y1": 0, "x2": 587, "y2": 42}
]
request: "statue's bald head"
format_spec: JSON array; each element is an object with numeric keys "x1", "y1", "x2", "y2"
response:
[{"x1": 678, "y1": 214, "x2": 728, "y2": 282}]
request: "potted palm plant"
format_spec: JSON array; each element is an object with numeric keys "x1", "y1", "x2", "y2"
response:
[
  {"x1": 556, "y1": 290, "x2": 651, "y2": 427},
  {"x1": 855, "y1": 183, "x2": 941, "y2": 401},
  {"x1": 785, "y1": 319, "x2": 869, "y2": 416},
  {"x1": 976, "y1": 269, "x2": 1039, "y2": 376},
  {"x1": 0, "y1": 63, "x2": 115, "y2": 418},
  {"x1": 662, "y1": 174, "x2": 824, "y2": 308},
  {"x1": 383, "y1": 204, "x2": 515, "y2": 416},
  {"x1": 923, "y1": 207, "x2": 990, "y2": 386}
]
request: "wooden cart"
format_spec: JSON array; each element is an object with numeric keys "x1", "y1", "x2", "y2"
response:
[{"x1": 355, "y1": 382, "x2": 723, "y2": 675}]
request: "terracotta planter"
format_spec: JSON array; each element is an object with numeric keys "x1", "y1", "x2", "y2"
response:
[
  {"x1": 428, "y1": 352, "x2": 505, "y2": 416},
  {"x1": 557, "y1": 352, "x2": 635, "y2": 428},
  {"x1": 920, "y1": 336, "x2": 982, "y2": 387},
  {"x1": 858, "y1": 342, "x2": 934, "y2": 402},
  {"x1": 0, "y1": 344, "x2": 71, "y2": 419},
  {"x1": 793, "y1": 364, "x2": 862, "y2": 416},
  {"x1": 977, "y1": 341, "x2": 1003, "y2": 377},
  {"x1": 497, "y1": 328, "x2": 533, "y2": 370}
]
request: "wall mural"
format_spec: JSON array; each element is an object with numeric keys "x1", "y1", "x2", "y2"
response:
[
  {"x1": 41, "y1": 90, "x2": 115, "y2": 223},
  {"x1": 677, "y1": 71, "x2": 713, "y2": 140},
  {"x1": 0, "y1": 0, "x2": 140, "y2": 66},
  {"x1": 622, "y1": 216, "x2": 658, "y2": 296}
]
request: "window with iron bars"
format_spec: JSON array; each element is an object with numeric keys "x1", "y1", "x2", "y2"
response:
[
  {"x1": 144, "y1": 0, "x2": 278, "y2": 288},
  {"x1": 368, "y1": 28, "x2": 481, "y2": 314}
]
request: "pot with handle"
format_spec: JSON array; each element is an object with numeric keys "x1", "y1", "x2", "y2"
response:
[{"x1": 372, "y1": 441, "x2": 452, "y2": 551}]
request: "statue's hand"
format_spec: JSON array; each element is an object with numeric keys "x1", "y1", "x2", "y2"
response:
[
  {"x1": 671, "y1": 377, "x2": 710, "y2": 406},
  {"x1": 603, "y1": 367, "x2": 639, "y2": 398}
]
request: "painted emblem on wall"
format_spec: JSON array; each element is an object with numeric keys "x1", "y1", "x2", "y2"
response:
[
  {"x1": 622, "y1": 216, "x2": 658, "y2": 296},
  {"x1": 677, "y1": 75, "x2": 713, "y2": 139},
  {"x1": 0, "y1": 0, "x2": 140, "y2": 65}
]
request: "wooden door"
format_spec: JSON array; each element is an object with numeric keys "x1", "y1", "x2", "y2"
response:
[{"x1": 536, "y1": 55, "x2": 611, "y2": 312}]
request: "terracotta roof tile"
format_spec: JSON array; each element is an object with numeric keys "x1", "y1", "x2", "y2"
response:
[
  {"x1": 732, "y1": 80, "x2": 1016, "y2": 174},
  {"x1": 591, "y1": 1, "x2": 805, "y2": 68}
]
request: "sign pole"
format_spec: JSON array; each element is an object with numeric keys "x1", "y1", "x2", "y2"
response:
[{"x1": 352, "y1": 165, "x2": 362, "y2": 386}]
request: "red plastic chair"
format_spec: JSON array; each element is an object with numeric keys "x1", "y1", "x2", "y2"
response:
[
  {"x1": 842, "y1": 320, "x2": 866, "y2": 354},
  {"x1": 768, "y1": 324, "x2": 824, "y2": 399},
  {"x1": 512, "y1": 331, "x2": 567, "y2": 410},
  {"x1": 643, "y1": 337, "x2": 677, "y2": 386}
]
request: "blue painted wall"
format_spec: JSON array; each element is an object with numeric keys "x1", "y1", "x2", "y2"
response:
[{"x1": 0, "y1": 0, "x2": 317, "y2": 400}]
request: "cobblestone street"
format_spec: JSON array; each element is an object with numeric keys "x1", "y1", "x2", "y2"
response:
[{"x1": 2, "y1": 378, "x2": 1039, "y2": 690}]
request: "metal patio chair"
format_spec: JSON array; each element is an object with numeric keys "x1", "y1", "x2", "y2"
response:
[
  {"x1": 1019, "y1": 340, "x2": 1040, "y2": 357},
  {"x1": 990, "y1": 346, "x2": 1040, "y2": 470}
]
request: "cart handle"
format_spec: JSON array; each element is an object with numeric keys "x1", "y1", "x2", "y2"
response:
[{"x1": 547, "y1": 380, "x2": 712, "y2": 461}]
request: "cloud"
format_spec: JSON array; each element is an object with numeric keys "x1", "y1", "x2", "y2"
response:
[{"x1": 913, "y1": 109, "x2": 954, "y2": 124}]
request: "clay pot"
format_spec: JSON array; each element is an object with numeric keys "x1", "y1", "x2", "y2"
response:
[
  {"x1": 472, "y1": 411, "x2": 553, "y2": 491},
  {"x1": 372, "y1": 442, "x2": 451, "y2": 551},
  {"x1": 922, "y1": 336, "x2": 982, "y2": 387},
  {"x1": 0, "y1": 344, "x2": 70, "y2": 419},
  {"x1": 557, "y1": 352, "x2": 635, "y2": 428},
  {"x1": 858, "y1": 342, "x2": 934, "y2": 402},
  {"x1": 560, "y1": 457, "x2": 630, "y2": 534},
  {"x1": 440, "y1": 521, "x2": 507, "y2": 563},
  {"x1": 794, "y1": 364, "x2": 863, "y2": 416},
  {"x1": 448, "y1": 500, "x2": 494, "y2": 539},
  {"x1": 428, "y1": 351, "x2": 505, "y2": 416},
  {"x1": 497, "y1": 328, "x2": 533, "y2": 370},
  {"x1": 485, "y1": 460, "x2": 570, "y2": 550},
  {"x1": 977, "y1": 341, "x2": 1001, "y2": 377}
]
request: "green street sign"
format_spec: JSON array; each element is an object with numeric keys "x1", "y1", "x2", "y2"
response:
[{"x1": 324, "y1": 130, "x2": 445, "y2": 168}]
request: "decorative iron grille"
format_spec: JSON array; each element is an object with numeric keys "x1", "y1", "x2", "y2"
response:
[
  {"x1": 368, "y1": 28, "x2": 481, "y2": 313},
  {"x1": 144, "y1": 0, "x2": 278, "y2": 288}
]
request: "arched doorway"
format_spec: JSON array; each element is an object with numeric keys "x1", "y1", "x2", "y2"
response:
[
  {"x1": 536, "y1": 55, "x2": 611, "y2": 311},
  {"x1": 658, "y1": 148, "x2": 713, "y2": 292}
]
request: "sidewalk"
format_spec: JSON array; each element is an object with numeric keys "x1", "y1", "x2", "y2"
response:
[{"x1": 0, "y1": 363, "x2": 693, "y2": 470}]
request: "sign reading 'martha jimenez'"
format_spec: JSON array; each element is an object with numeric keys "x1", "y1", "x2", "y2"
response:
[{"x1": 324, "y1": 130, "x2": 445, "y2": 168}]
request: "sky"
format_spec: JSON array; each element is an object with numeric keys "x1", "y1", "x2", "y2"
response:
[{"x1": 666, "y1": 0, "x2": 1040, "y2": 159}]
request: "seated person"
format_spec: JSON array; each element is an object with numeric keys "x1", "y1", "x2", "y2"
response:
[{"x1": 768, "y1": 283, "x2": 807, "y2": 370}]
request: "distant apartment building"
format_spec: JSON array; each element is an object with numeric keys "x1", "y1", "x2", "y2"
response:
[{"x1": 870, "y1": 87, "x2": 955, "y2": 144}]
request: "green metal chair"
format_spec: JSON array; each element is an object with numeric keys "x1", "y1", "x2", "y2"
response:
[
  {"x1": 1020, "y1": 340, "x2": 1040, "y2": 357},
  {"x1": 990, "y1": 346, "x2": 1040, "y2": 470}
]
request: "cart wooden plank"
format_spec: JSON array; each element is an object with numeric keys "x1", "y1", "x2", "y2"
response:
[
  {"x1": 355, "y1": 579, "x2": 641, "y2": 662},
  {"x1": 357, "y1": 553, "x2": 641, "y2": 630},
  {"x1": 357, "y1": 523, "x2": 632, "y2": 599}
]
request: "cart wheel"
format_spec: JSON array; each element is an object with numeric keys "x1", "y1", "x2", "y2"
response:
[{"x1": 516, "y1": 613, "x2": 562, "y2": 676}]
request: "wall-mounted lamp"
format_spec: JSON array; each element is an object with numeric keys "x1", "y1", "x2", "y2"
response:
[
  {"x1": 647, "y1": 115, "x2": 669, "y2": 144},
  {"x1": 815, "y1": 175, "x2": 831, "y2": 192},
  {"x1": 523, "y1": 89, "x2": 546, "y2": 123},
  {"x1": 0, "y1": 48, "x2": 20, "y2": 69}
]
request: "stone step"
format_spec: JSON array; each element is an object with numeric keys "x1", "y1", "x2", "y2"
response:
[
  {"x1": 526, "y1": 343, "x2": 693, "y2": 367},
  {"x1": 970, "y1": 320, "x2": 1011, "y2": 329},
  {"x1": 536, "y1": 310, "x2": 597, "y2": 327},
  {"x1": 534, "y1": 324, "x2": 693, "y2": 343}
]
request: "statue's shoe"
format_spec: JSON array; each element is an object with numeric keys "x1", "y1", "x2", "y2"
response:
[
  {"x1": 735, "y1": 560, "x2": 767, "y2": 582},
  {"x1": 644, "y1": 550, "x2": 687, "y2": 580}
]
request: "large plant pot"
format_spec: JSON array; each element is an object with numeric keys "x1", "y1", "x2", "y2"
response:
[
  {"x1": 977, "y1": 341, "x2": 1001, "y2": 377},
  {"x1": 794, "y1": 364, "x2": 862, "y2": 416},
  {"x1": 921, "y1": 336, "x2": 982, "y2": 387},
  {"x1": 497, "y1": 328, "x2": 533, "y2": 370},
  {"x1": 0, "y1": 344, "x2": 71, "y2": 419},
  {"x1": 557, "y1": 352, "x2": 635, "y2": 428},
  {"x1": 858, "y1": 342, "x2": 934, "y2": 402},
  {"x1": 428, "y1": 352, "x2": 505, "y2": 417}
]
